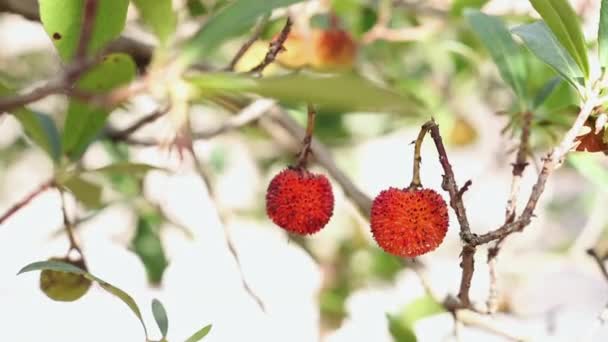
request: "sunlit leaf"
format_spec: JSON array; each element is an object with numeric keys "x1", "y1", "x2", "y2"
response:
[
  {"x1": 188, "y1": 72, "x2": 422, "y2": 115},
  {"x1": 39, "y1": 0, "x2": 129, "y2": 61},
  {"x1": 529, "y1": 0, "x2": 589, "y2": 78}
]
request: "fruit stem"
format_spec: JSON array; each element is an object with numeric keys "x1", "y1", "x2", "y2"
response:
[
  {"x1": 409, "y1": 122, "x2": 431, "y2": 189},
  {"x1": 295, "y1": 103, "x2": 317, "y2": 169},
  {"x1": 58, "y1": 187, "x2": 84, "y2": 258}
]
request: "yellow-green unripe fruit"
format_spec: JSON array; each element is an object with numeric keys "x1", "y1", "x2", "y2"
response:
[{"x1": 39, "y1": 257, "x2": 92, "y2": 302}]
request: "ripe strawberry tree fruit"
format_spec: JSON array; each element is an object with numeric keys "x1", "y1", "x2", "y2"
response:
[
  {"x1": 39, "y1": 257, "x2": 92, "y2": 302},
  {"x1": 370, "y1": 187, "x2": 449, "y2": 257},
  {"x1": 266, "y1": 167, "x2": 334, "y2": 235}
]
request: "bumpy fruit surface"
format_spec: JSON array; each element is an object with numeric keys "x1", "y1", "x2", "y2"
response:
[
  {"x1": 266, "y1": 168, "x2": 334, "y2": 235},
  {"x1": 311, "y1": 28, "x2": 357, "y2": 70},
  {"x1": 40, "y1": 257, "x2": 92, "y2": 302},
  {"x1": 370, "y1": 188, "x2": 448, "y2": 257}
]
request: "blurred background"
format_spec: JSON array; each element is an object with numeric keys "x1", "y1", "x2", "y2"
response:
[{"x1": 1, "y1": 0, "x2": 608, "y2": 341}]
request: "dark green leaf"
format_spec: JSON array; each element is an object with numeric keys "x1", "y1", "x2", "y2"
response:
[
  {"x1": 132, "y1": 214, "x2": 168, "y2": 284},
  {"x1": 188, "y1": 72, "x2": 423, "y2": 115},
  {"x1": 0, "y1": 82, "x2": 61, "y2": 162},
  {"x1": 600, "y1": 0, "x2": 608, "y2": 68},
  {"x1": 18, "y1": 260, "x2": 88, "y2": 276},
  {"x1": 39, "y1": 0, "x2": 129, "y2": 61},
  {"x1": 187, "y1": 0, "x2": 208, "y2": 17},
  {"x1": 132, "y1": 0, "x2": 177, "y2": 45},
  {"x1": 465, "y1": 10, "x2": 527, "y2": 106},
  {"x1": 513, "y1": 22, "x2": 583, "y2": 90},
  {"x1": 62, "y1": 175, "x2": 103, "y2": 209},
  {"x1": 451, "y1": 0, "x2": 490, "y2": 17},
  {"x1": 152, "y1": 299, "x2": 169, "y2": 338},
  {"x1": 62, "y1": 53, "x2": 136, "y2": 159},
  {"x1": 179, "y1": 0, "x2": 304, "y2": 67},
  {"x1": 185, "y1": 324, "x2": 212, "y2": 342},
  {"x1": 529, "y1": 0, "x2": 589, "y2": 78},
  {"x1": 533, "y1": 77, "x2": 562, "y2": 109}
]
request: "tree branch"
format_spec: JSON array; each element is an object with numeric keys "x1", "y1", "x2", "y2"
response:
[
  {"x1": 250, "y1": 17, "x2": 292, "y2": 74},
  {"x1": 0, "y1": 180, "x2": 54, "y2": 225}
]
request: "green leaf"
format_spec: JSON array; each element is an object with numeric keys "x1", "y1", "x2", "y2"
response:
[
  {"x1": 132, "y1": 0, "x2": 177, "y2": 45},
  {"x1": 465, "y1": 10, "x2": 527, "y2": 107},
  {"x1": 97, "y1": 280, "x2": 148, "y2": 338},
  {"x1": 17, "y1": 260, "x2": 88, "y2": 276},
  {"x1": 600, "y1": 0, "x2": 608, "y2": 68},
  {"x1": 61, "y1": 175, "x2": 103, "y2": 209},
  {"x1": 401, "y1": 296, "x2": 445, "y2": 324},
  {"x1": 185, "y1": 324, "x2": 212, "y2": 342},
  {"x1": 152, "y1": 299, "x2": 169, "y2": 338},
  {"x1": 0, "y1": 82, "x2": 62, "y2": 162},
  {"x1": 62, "y1": 53, "x2": 136, "y2": 159},
  {"x1": 39, "y1": 0, "x2": 129, "y2": 61},
  {"x1": 533, "y1": 77, "x2": 562, "y2": 109},
  {"x1": 132, "y1": 213, "x2": 168, "y2": 284},
  {"x1": 179, "y1": 0, "x2": 304, "y2": 67},
  {"x1": 85, "y1": 162, "x2": 161, "y2": 176},
  {"x1": 387, "y1": 314, "x2": 417, "y2": 342},
  {"x1": 529, "y1": 0, "x2": 589, "y2": 78},
  {"x1": 186, "y1": 0, "x2": 208, "y2": 17},
  {"x1": 451, "y1": 0, "x2": 490, "y2": 17},
  {"x1": 568, "y1": 154, "x2": 608, "y2": 192},
  {"x1": 513, "y1": 21, "x2": 583, "y2": 90},
  {"x1": 188, "y1": 72, "x2": 422, "y2": 115},
  {"x1": 18, "y1": 259, "x2": 149, "y2": 339}
]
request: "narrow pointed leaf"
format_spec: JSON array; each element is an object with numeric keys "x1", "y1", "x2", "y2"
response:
[
  {"x1": 185, "y1": 324, "x2": 212, "y2": 342},
  {"x1": 18, "y1": 260, "x2": 88, "y2": 276},
  {"x1": 179, "y1": 0, "x2": 303, "y2": 67},
  {"x1": 513, "y1": 22, "x2": 583, "y2": 90},
  {"x1": 152, "y1": 299, "x2": 169, "y2": 338},
  {"x1": 465, "y1": 10, "x2": 527, "y2": 106},
  {"x1": 61, "y1": 175, "x2": 103, "y2": 209},
  {"x1": 187, "y1": 73, "x2": 422, "y2": 115},
  {"x1": 529, "y1": 0, "x2": 589, "y2": 78}
]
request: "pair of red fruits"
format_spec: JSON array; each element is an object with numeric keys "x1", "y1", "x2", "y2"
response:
[{"x1": 266, "y1": 167, "x2": 449, "y2": 258}]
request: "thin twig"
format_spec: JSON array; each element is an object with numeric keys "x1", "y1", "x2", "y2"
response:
[
  {"x1": 59, "y1": 188, "x2": 83, "y2": 256},
  {"x1": 189, "y1": 148, "x2": 266, "y2": 312},
  {"x1": 0, "y1": 55, "x2": 101, "y2": 114},
  {"x1": 0, "y1": 180, "x2": 54, "y2": 225},
  {"x1": 487, "y1": 111, "x2": 532, "y2": 313},
  {"x1": 226, "y1": 15, "x2": 270, "y2": 71},
  {"x1": 587, "y1": 248, "x2": 608, "y2": 282},
  {"x1": 294, "y1": 103, "x2": 316, "y2": 169},
  {"x1": 250, "y1": 17, "x2": 292, "y2": 74},
  {"x1": 106, "y1": 105, "x2": 171, "y2": 142}
]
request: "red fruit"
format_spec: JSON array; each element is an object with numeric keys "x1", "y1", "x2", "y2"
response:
[
  {"x1": 266, "y1": 168, "x2": 334, "y2": 235},
  {"x1": 370, "y1": 188, "x2": 448, "y2": 257}
]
